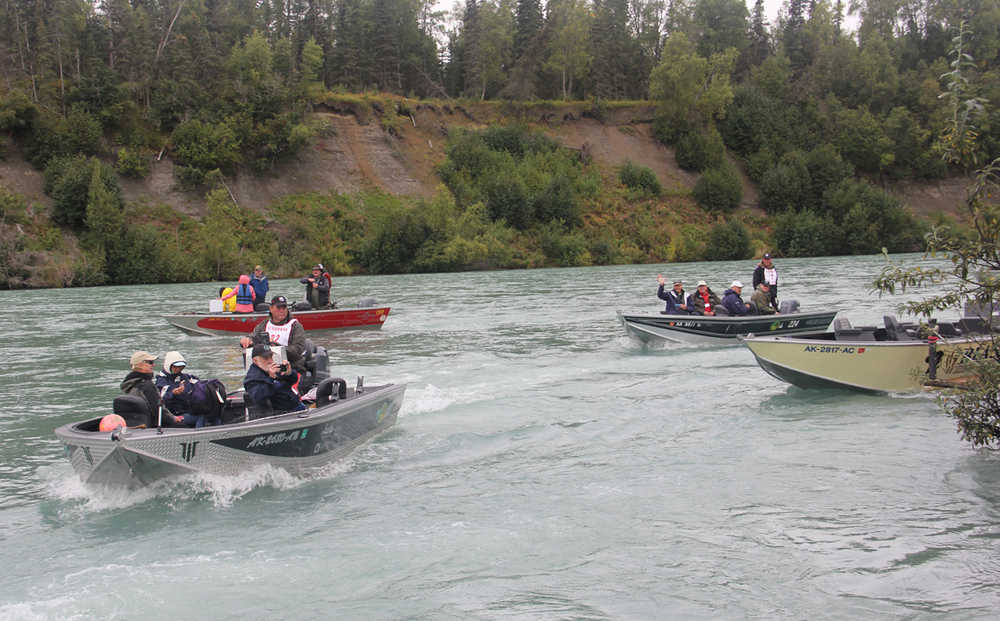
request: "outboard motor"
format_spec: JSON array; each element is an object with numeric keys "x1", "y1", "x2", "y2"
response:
[
  {"x1": 357, "y1": 297, "x2": 377, "y2": 308},
  {"x1": 112, "y1": 395, "x2": 151, "y2": 428},
  {"x1": 292, "y1": 300, "x2": 312, "y2": 311},
  {"x1": 779, "y1": 299, "x2": 800, "y2": 314}
]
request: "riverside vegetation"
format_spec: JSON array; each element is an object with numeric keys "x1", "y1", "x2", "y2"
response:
[{"x1": 1, "y1": 0, "x2": 997, "y2": 288}]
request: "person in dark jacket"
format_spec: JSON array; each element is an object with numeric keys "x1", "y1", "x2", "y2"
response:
[
  {"x1": 249, "y1": 265, "x2": 269, "y2": 303},
  {"x1": 239, "y1": 296, "x2": 308, "y2": 376},
  {"x1": 300, "y1": 263, "x2": 331, "y2": 308},
  {"x1": 243, "y1": 344, "x2": 304, "y2": 414},
  {"x1": 752, "y1": 253, "x2": 779, "y2": 311},
  {"x1": 120, "y1": 351, "x2": 184, "y2": 428},
  {"x1": 154, "y1": 350, "x2": 199, "y2": 425},
  {"x1": 721, "y1": 281, "x2": 751, "y2": 315},
  {"x1": 686, "y1": 280, "x2": 721, "y2": 316},
  {"x1": 656, "y1": 274, "x2": 689, "y2": 314}
]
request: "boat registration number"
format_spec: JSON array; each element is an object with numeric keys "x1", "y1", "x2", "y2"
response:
[{"x1": 802, "y1": 345, "x2": 865, "y2": 354}]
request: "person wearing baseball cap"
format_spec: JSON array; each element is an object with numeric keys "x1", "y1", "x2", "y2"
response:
[
  {"x1": 752, "y1": 252, "x2": 779, "y2": 311},
  {"x1": 686, "y1": 280, "x2": 721, "y2": 316},
  {"x1": 239, "y1": 294, "x2": 309, "y2": 386},
  {"x1": 721, "y1": 280, "x2": 751, "y2": 315},
  {"x1": 120, "y1": 351, "x2": 184, "y2": 428},
  {"x1": 300, "y1": 263, "x2": 332, "y2": 309},
  {"x1": 655, "y1": 274, "x2": 689, "y2": 314},
  {"x1": 243, "y1": 343, "x2": 305, "y2": 415}
]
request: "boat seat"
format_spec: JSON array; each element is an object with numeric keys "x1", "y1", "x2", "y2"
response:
[
  {"x1": 938, "y1": 322, "x2": 961, "y2": 337},
  {"x1": 883, "y1": 315, "x2": 904, "y2": 341},
  {"x1": 959, "y1": 317, "x2": 988, "y2": 335},
  {"x1": 833, "y1": 317, "x2": 862, "y2": 338}
]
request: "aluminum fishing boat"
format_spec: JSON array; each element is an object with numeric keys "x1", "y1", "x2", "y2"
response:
[
  {"x1": 617, "y1": 308, "x2": 839, "y2": 345},
  {"x1": 165, "y1": 304, "x2": 390, "y2": 336},
  {"x1": 740, "y1": 315, "x2": 997, "y2": 393},
  {"x1": 55, "y1": 378, "x2": 405, "y2": 489}
]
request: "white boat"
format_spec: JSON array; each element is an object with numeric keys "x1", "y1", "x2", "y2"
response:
[
  {"x1": 740, "y1": 315, "x2": 996, "y2": 393},
  {"x1": 617, "y1": 309, "x2": 839, "y2": 345}
]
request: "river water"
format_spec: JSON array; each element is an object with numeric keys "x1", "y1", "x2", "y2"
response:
[{"x1": 1, "y1": 254, "x2": 998, "y2": 619}]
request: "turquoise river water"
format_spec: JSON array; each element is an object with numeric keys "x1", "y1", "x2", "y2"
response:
[{"x1": 0, "y1": 253, "x2": 998, "y2": 619}]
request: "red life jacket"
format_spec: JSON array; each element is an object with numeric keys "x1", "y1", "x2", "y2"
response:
[{"x1": 699, "y1": 291, "x2": 712, "y2": 312}]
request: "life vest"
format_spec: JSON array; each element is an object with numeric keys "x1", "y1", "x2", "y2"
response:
[
  {"x1": 265, "y1": 318, "x2": 299, "y2": 346},
  {"x1": 763, "y1": 267, "x2": 777, "y2": 286},
  {"x1": 236, "y1": 283, "x2": 254, "y2": 306}
]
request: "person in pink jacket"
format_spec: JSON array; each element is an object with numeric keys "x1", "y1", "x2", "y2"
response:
[{"x1": 220, "y1": 274, "x2": 257, "y2": 313}]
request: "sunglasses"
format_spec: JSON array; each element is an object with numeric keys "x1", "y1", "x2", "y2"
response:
[{"x1": 143, "y1": 360, "x2": 155, "y2": 365}]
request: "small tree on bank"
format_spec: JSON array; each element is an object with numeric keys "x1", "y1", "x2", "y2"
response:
[{"x1": 873, "y1": 22, "x2": 1000, "y2": 448}]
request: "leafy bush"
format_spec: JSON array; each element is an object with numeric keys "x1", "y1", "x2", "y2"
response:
[
  {"x1": 803, "y1": 143, "x2": 853, "y2": 210},
  {"x1": 65, "y1": 105, "x2": 102, "y2": 155},
  {"x1": 537, "y1": 222, "x2": 591, "y2": 266},
  {"x1": 774, "y1": 210, "x2": 841, "y2": 257},
  {"x1": 170, "y1": 118, "x2": 241, "y2": 175},
  {"x1": 44, "y1": 156, "x2": 122, "y2": 229},
  {"x1": 116, "y1": 147, "x2": 150, "y2": 178},
  {"x1": 618, "y1": 160, "x2": 662, "y2": 195},
  {"x1": 675, "y1": 129, "x2": 724, "y2": 172},
  {"x1": 693, "y1": 164, "x2": 742, "y2": 213},
  {"x1": 706, "y1": 219, "x2": 751, "y2": 260},
  {"x1": 759, "y1": 151, "x2": 810, "y2": 214},
  {"x1": 824, "y1": 178, "x2": 924, "y2": 253}
]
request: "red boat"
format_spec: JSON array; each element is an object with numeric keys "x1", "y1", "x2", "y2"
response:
[{"x1": 165, "y1": 305, "x2": 390, "y2": 336}]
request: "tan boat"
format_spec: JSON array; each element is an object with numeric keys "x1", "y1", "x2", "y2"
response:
[{"x1": 740, "y1": 316, "x2": 998, "y2": 393}]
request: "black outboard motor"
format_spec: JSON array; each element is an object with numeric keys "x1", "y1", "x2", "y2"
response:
[
  {"x1": 113, "y1": 395, "x2": 151, "y2": 428},
  {"x1": 292, "y1": 300, "x2": 312, "y2": 311},
  {"x1": 314, "y1": 377, "x2": 348, "y2": 406}
]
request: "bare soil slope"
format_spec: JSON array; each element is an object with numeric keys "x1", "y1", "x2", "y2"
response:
[{"x1": 0, "y1": 104, "x2": 969, "y2": 220}]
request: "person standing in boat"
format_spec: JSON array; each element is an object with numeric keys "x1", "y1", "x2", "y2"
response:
[
  {"x1": 656, "y1": 275, "x2": 689, "y2": 314},
  {"x1": 301, "y1": 263, "x2": 331, "y2": 308},
  {"x1": 752, "y1": 253, "x2": 779, "y2": 311},
  {"x1": 686, "y1": 280, "x2": 720, "y2": 316},
  {"x1": 721, "y1": 281, "x2": 751, "y2": 315},
  {"x1": 220, "y1": 274, "x2": 256, "y2": 313},
  {"x1": 120, "y1": 351, "x2": 185, "y2": 427},
  {"x1": 750, "y1": 282, "x2": 778, "y2": 315},
  {"x1": 239, "y1": 295, "x2": 308, "y2": 379},
  {"x1": 243, "y1": 344, "x2": 305, "y2": 414},
  {"x1": 249, "y1": 265, "x2": 269, "y2": 306}
]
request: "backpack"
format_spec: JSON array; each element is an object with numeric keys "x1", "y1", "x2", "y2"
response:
[{"x1": 187, "y1": 379, "x2": 227, "y2": 419}]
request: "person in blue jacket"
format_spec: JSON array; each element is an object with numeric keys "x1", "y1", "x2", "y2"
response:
[
  {"x1": 656, "y1": 274, "x2": 689, "y2": 314},
  {"x1": 243, "y1": 344, "x2": 305, "y2": 414},
  {"x1": 154, "y1": 351, "x2": 200, "y2": 426},
  {"x1": 721, "y1": 281, "x2": 751, "y2": 315},
  {"x1": 249, "y1": 265, "x2": 269, "y2": 303}
]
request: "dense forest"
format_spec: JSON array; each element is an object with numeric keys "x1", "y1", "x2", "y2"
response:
[{"x1": 1, "y1": 0, "x2": 998, "y2": 287}]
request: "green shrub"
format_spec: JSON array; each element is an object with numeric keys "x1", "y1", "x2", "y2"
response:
[
  {"x1": 675, "y1": 129, "x2": 724, "y2": 172},
  {"x1": 174, "y1": 165, "x2": 207, "y2": 191},
  {"x1": 706, "y1": 219, "x2": 751, "y2": 260},
  {"x1": 803, "y1": 143, "x2": 852, "y2": 210},
  {"x1": 618, "y1": 160, "x2": 662, "y2": 195},
  {"x1": 759, "y1": 151, "x2": 810, "y2": 214},
  {"x1": 116, "y1": 147, "x2": 150, "y2": 178},
  {"x1": 44, "y1": 155, "x2": 122, "y2": 229},
  {"x1": 65, "y1": 105, "x2": 102, "y2": 155},
  {"x1": 170, "y1": 118, "x2": 241, "y2": 174},
  {"x1": 823, "y1": 178, "x2": 925, "y2": 253},
  {"x1": 693, "y1": 164, "x2": 742, "y2": 213},
  {"x1": 774, "y1": 210, "x2": 841, "y2": 257},
  {"x1": 537, "y1": 222, "x2": 591, "y2": 266}
]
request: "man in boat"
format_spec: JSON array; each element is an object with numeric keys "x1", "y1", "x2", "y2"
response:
[
  {"x1": 301, "y1": 263, "x2": 332, "y2": 308},
  {"x1": 249, "y1": 265, "x2": 269, "y2": 305},
  {"x1": 752, "y1": 253, "x2": 779, "y2": 311},
  {"x1": 721, "y1": 281, "x2": 751, "y2": 315},
  {"x1": 686, "y1": 280, "x2": 720, "y2": 316},
  {"x1": 120, "y1": 351, "x2": 185, "y2": 428},
  {"x1": 656, "y1": 274, "x2": 689, "y2": 314},
  {"x1": 243, "y1": 344, "x2": 305, "y2": 414},
  {"x1": 750, "y1": 282, "x2": 778, "y2": 315},
  {"x1": 239, "y1": 295, "x2": 309, "y2": 383}
]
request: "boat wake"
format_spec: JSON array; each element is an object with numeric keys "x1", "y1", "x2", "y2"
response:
[{"x1": 39, "y1": 459, "x2": 360, "y2": 513}]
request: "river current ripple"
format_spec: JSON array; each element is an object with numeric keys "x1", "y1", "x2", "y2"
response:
[{"x1": 1, "y1": 254, "x2": 998, "y2": 619}]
